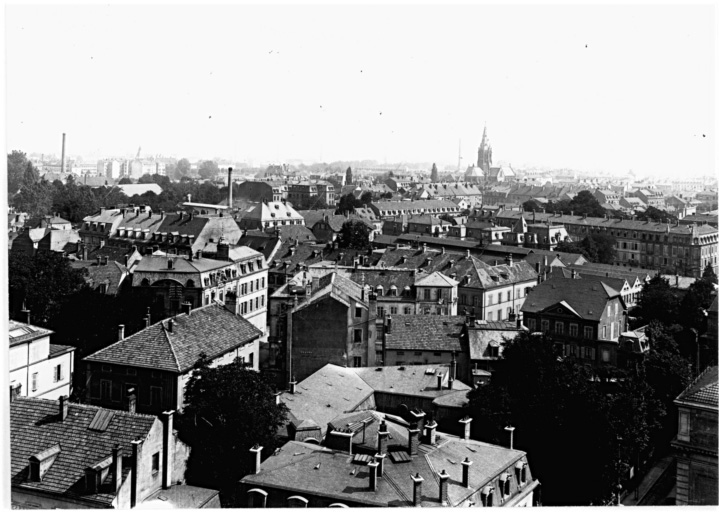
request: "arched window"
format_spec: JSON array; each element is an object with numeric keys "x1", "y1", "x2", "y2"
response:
[
  {"x1": 186, "y1": 280, "x2": 195, "y2": 288},
  {"x1": 140, "y1": 278, "x2": 150, "y2": 287}
]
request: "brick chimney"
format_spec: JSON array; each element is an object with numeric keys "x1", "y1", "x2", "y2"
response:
[
  {"x1": 9, "y1": 382, "x2": 22, "y2": 402},
  {"x1": 411, "y1": 473, "x2": 424, "y2": 507},
  {"x1": 59, "y1": 395, "x2": 69, "y2": 421},
  {"x1": 227, "y1": 167, "x2": 234, "y2": 208},
  {"x1": 424, "y1": 420, "x2": 437, "y2": 445},
  {"x1": 462, "y1": 457, "x2": 473, "y2": 487},
  {"x1": 409, "y1": 409, "x2": 426, "y2": 437},
  {"x1": 118, "y1": 324, "x2": 125, "y2": 341},
  {"x1": 161, "y1": 411, "x2": 174, "y2": 489},
  {"x1": 225, "y1": 292, "x2": 238, "y2": 315},
  {"x1": 126, "y1": 388, "x2": 137, "y2": 413},
  {"x1": 386, "y1": 314, "x2": 392, "y2": 334},
  {"x1": 130, "y1": 439, "x2": 142, "y2": 508},
  {"x1": 368, "y1": 460, "x2": 379, "y2": 491},
  {"x1": 326, "y1": 428, "x2": 355, "y2": 454},
  {"x1": 377, "y1": 421, "x2": 389, "y2": 455},
  {"x1": 408, "y1": 424, "x2": 420, "y2": 456},
  {"x1": 438, "y1": 469, "x2": 450, "y2": 504},
  {"x1": 437, "y1": 373, "x2": 444, "y2": 391},
  {"x1": 459, "y1": 416, "x2": 472, "y2": 440},
  {"x1": 181, "y1": 302, "x2": 192, "y2": 316},
  {"x1": 250, "y1": 444, "x2": 263, "y2": 474}
]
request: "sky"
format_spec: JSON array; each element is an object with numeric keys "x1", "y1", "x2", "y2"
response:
[{"x1": 4, "y1": 3, "x2": 716, "y2": 177}]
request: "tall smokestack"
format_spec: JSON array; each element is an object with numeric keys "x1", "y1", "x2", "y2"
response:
[
  {"x1": 227, "y1": 167, "x2": 233, "y2": 209},
  {"x1": 61, "y1": 133, "x2": 66, "y2": 174}
]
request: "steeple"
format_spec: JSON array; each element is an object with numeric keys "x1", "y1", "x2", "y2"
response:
[{"x1": 477, "y1": 123, "x2": 493, "y2": 172}]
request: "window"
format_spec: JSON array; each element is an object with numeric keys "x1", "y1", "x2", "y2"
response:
[
  {"x1": 678, "y1": 411, "x2": 690, "y2": 442},
  {"x1": 390, "y1": 306, "x2": 398, "y2": 315},
  {"x1": 487, "y1": 312, "x2": 493, "y2": 321},
  {"x1": 250, "y1": 281, "x2": 254, "y2": 293},
  {"x1": 377, "y1": 307, "x2": 385, "y2": 318},
  {"x1": 601, "y1": 349, "x2": 611, "y2": 363},
  {"x1": 569, "y1": 323, "x2": 578, "y2": 337},
  {"x1": 53, "y1": 364, "x2": 63, "y2": 383},
  {"x1": 353, "y1": 356, "x2": 362, "y2": 367},
  {"x1": 527, "y1": 318, "x2": 536, "y2": 332},
  {"x1": 497, "y1": 310, "x2": 502, "y2": 321},
  {"x1": 602, "y1": 326, "x2": 607, "y2": 339},
  {"x1": 261, "y1": 277, "x2": 265, "y2": 288},
  {"x1": 111, "y1": 381, "x2": 121, "y2": 402},
  {"x1": 261, "y1": 296, "x2": 265, "y2": 307},
  {"x1": 473, "y1": 296, "x2": 480, "y2": 307},
  {"x1": 355, "y1": 307, "x2": 362, "y2": 318},
  {"x1": 583, "y1": 326, "x2": 593, "y2": 339},
  {"x1": 404, "y1": 306, "x2": 412, "y2": 314},
  {"x1": 423, "y1": 289, "x2": 431, "y2": 300},
  {"x1": 555, "y1": 322, "x2": 564, "y2": 335},
  {"x1": 541, "y1": 319, "x2": 550, "y2": 332},
  {"x1": 354, "y1": 329, "x2": 362, "y2": 343},
  {"x1": 507, "y1": 291, "x2": 512, "y2": 301},
  {"x1": 151, "y1": 386, "x2": 162, "y2": 406},
  {"x1": 101, "y1": 379, "x2": 111, "y2": 400},
  {"x1": 152, "y1": 453, "x2": 160, "y2": 475},
  {"x1": 255, "y1": 297, "x2": 259, "y2": 309}
]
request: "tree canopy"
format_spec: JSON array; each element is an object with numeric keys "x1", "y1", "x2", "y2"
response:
[
  {"x1": 7, "y1": 150, "x2": 29, "y2": 194},
  {"x1": 176, "y1": 358, "x2": 288, "y2": 505},
  {"x1": 337, "y1": 219, "x2": 372, "y2": 250},
  {"x1": 13, "y1": 163, "x2": 53, "y2": 218},
  {"x1": 635, "y1": 206, "x2": 677, "y2": 223},
  {"x1": 336, "y1": 193, "x2": 363, "y2": 215},
  {"x1": 555, "y1": 232, "x2": 617, "y2": 264},
  {"x1": 174, "y1": 158, "x2": 192, "y2": 179},
  {"x1": 198, "y1": 160, "x2": 220, "y2": 180}
]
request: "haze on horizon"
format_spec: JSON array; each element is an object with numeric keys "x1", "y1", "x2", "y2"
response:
[{"x1": 5, "y1": 3, "x2": 715, "y2": 178}]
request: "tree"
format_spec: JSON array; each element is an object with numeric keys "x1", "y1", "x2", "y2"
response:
[
  {"x1": 7, "y1": 150, "x2": 29, "y2": 194},
  {"x1": 336, "y1": 193, "x2": 363, "y2": 215},
  {"x1": 345, "y1": 166, "x2": 353, "y2": 185},
  {"x1": 8, "y1": 251, "x2": 87, "y2": 327},
  {"x1": 568, "y1": 190, "x2": 607, "y2": 217},
  {"x1": 359, "y1": 191, "x2": 373, "y2": 205},
  {"x1": 13, "y1": 163, "x2": 53, "y2": 218},
  {"x1": 702, "y1": 262, "x2": 718, "y2": 285},
  {"x1": 522, "y1": 199, "x2": 544, "y2": 212},
  {"x1": 636, "y1": 275, "x2": 680, "y2": 325},
  {"x1": 636, "y1": 206, "x2": 677, "y2": 224},
  {"x1": 337, "y1": 220, "x2": 372, "y2": 250},
  {"x1": 430, "y1": 163, "x2": 439, "y2": 182},
  {"x1": 118, "y1": 177, "x2": 133, "y2": 184},
  {"x1": 174, "y1": 158, "x2": 192, "y2": 179},
  {"x1": 176, "y1": 358, "x2": 288, "y2": 505},
  {"x1": 554, "y1": 232, "x2": 616, "y2": 264},
  {"x1": 51, "y1": 176, "x2": 100, "y2": 222},
  {"x1": 198, "y1": 160, "x2": 220, "y2": 180}
]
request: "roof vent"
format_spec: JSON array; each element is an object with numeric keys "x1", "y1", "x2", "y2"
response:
[{"x1": 398, "y1": 366, "x2": 406, "y2": 371}]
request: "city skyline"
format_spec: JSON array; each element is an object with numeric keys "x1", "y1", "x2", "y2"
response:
[{"x1": 5, "y1": 3, "x2": 715, "y2": 178}]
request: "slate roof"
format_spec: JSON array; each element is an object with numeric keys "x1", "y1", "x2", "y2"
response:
[
  {"x1": 521, "y1": 276, "x2": 622, "y2": 322},
  {"x1": 241, "y1": 432, "x2": 530, "y2": 507},
  {"x1": 298, "y1": 209, "x2": 338, "y2": 228},
  {"x1": 456, "y1": 261, "x2": 538, "y2": 290},
  {"x1": 415, "y1": 272, "x2": 458, "y2": 288},
  {"x1": 344, "y1": 268, "x2": 417, "y2": 296},
  {"x1": 567, "y1": 263, "x2": 653, "y2": 283},
  {"x1": 84, "y1": 303, "x2": 261, "y2": 373},
  {"x1": 294, "y1": 273, "x2": 366, "y2": 314},
  {"x1": 468, "y1": 324, "x2": 522, "y2": 360},
  {"x1": 81, "y1": 260, "x2": 129, "y2": 295},
  {"x1": 352, "y1": 364, "x2": 471, "y2": 398},
  {"x1": 10, "y1": 397, "x2": 156, "y2": 506},
  {"x1": 237, "y1": 231, "x2": 284, "y2": 262},
  {"x1": 676, "y1": 366, "x2": 718, "y2": 409},
  {"x1": 8, "y1": 321, "x2": 53, "y2": 347},
  {"x1": 384, "y1": 315, "x2": 465, "y2": 352},
  {"x1": 280, "y1": 364, "x2": 375, "y2": 437}
]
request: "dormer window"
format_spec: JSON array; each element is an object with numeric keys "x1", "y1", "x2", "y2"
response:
[{"x1": 481, "y1": 486, "x2": 494, "y2": 507}]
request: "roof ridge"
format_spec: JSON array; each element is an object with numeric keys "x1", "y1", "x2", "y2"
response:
[
  {"x1": 161, "y1": 320, "x2": 184, "y2": 373},
  {"x1": 13, "y1": 396, "x2": 158, "y2": 420}
]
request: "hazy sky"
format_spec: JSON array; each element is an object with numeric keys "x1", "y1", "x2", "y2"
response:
[{"x1": 5, "y1": 3, "x2": 716, "y2": 177}]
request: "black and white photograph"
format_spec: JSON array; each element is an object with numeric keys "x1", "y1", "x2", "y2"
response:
[{"x1": 2, "y1": 1, "x2": 717, "y2": 508}]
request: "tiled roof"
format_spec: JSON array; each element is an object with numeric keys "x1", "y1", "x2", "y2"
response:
[
  {"x1": 344, "y1": 268, "x2": 416, "y2": 295},
  {"x1": 353, "y1": 363, "x2": 471, "y2": 397},
  {"x1": 676, "y1": 366, "x2": 718, "y2": 409},
  {"x1": 8, "y1": 321, "x2": 53, "y2": 347},
  {"x1": 451, "y1": 260, "x2": 537, "y2": 290},
  {"x1": 415, "y1": 271, "x2": 458, "y2": 288},
  {"x1": 384, "y1": 315, "x2": 465, "y2": 352},
  {"x1": 241, "y1": 201, "x2": 304, "y2": 222},
  {"x1": 468, "y1": 326, "x2": 522, "y2": 360},
  {"x1": 521, "y1": 275, "x2": 621, "y2": 322},
  {"x1": 280, "y1": 364, "x2": 375, "y2": 437},
  {"x1": 82, "y1": 261, "x2": 129, "y2": 295},
  {"x1": 48, "y1": 344, "x2": 76, "y2": 358},
  {"x1": 237, "y1": 231, "x2": 283, "y2": 262},
  {"x1": 10, "y1": 397, "x2": 156, "y2": 505},
  {"x1": 294, "y1": 273, "x2": 365, "y2": 314},
  {"x1": 84, "y1": 303, "x2": 261, "y2": 373}
]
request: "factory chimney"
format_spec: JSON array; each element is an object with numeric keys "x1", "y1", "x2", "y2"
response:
[
  {"x1": 227, "y1": 167, "x2": 233, "y2": 209},
  {"x1": 61, "y1": 133, "x2": 66, "y2": 174}
]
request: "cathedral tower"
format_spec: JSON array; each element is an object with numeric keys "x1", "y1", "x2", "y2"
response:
[{"x1": 477, "y1": 124, "x2": 493, "y2": 172}]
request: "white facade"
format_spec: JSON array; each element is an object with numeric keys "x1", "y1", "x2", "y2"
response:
[{"x1": 9, "y1": 322, "x2": 75, "y2": 400}]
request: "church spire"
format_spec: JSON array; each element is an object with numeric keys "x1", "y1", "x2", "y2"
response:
[{"x1": 477, "y1": 123, "x2": 493, "y2": 172}]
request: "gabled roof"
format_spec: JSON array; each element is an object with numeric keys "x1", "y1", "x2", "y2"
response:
[
  {"x1": 520, "y1": 276, "x2": 622, "y2": 322},
  {"x1": 675, "y1": 366, "x2": 718, "y2": 409},
  {"x1": 10, "y1": 397, "x2": 156, "y2": 506},
  {"x1": 8, "y1": 320, "x2": 53, "y2": 347},
  {"x1": 414, "y1": 271, "x2": 458, "y2": 288},
  {"x1": 82, "y1": 260, "x2": 129, "y2": 295},
  {"x1": 344, "y1": 268, "x2": 416, "y2": 295},
  {"x1": 84, "y1": 303, "x2": 261, "y2": 373},
  {"x1": 241, "y1": 201, "x2": 304, "y2": 222},
  {"x1": 352, "y1": 363, "x2": 471, "y2": 397},
  {"x1": 384, "y1": 315, "x2": 466, "y2": 353},
  {"x1": 294, "y1": 273, "x2": 366, "y2": 314}
]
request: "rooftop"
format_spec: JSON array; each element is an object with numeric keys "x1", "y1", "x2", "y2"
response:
[
  {"x1": 676, "y1": 366, "x2": 718, "y2": 409},
  {"x1": 385, "y1": 315, "x2": 465, "y2": 353}
]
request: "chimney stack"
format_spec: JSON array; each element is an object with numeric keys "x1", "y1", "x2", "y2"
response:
[
  {"x1": 411, "y1": 473, "x2": 424, "y2": 507},
  {"x1": 167, "y1": 318, "x2": 173, "y2": 333},
  {"x1": 161, "y1": 411, "x2": 174, "y2": 489},
  {"x1": 61, "y1": 133, "x2": 66, "y2": 174},
  {"x1": 250, "y1": 444, "x2": 263, "y2": 474},
  {"x1": 59, "y1": 395, "x2": 69, "y2": 421},
  {"x1": 459, "y1": 416, "x2": 472, "y2": 440},
  {"x1": 386, "y1": 315, "x2": 392, "y2": 334},
  {"x1": 130, "y1": 439, "x2": 141, "y2": 508},
  {"x1": 424, "y1": 420, "x2": 437, "y2": 445},
  {"x1": 461, "y1": 457, "x2": 473, "y2": 488},
  {"x1": 181, "y1": 302, "x2": 192, "y2": 316},
  {"x1": 228, "y1": 167, "x2": 234, "y2": 208},
  {"x1": 408, "y1": 423, "x2": 421, "y2": 456},
  {"x1": 409, "y1": 409, "x2": 426, "y2": 438},
  {"x1": 289, "y1": 377, "x2": 297, "y2": 394},
  {"x1": 126, "y1": 388, "x2": 136, "y2": 413},
  {"x1": 377, "y1": 421, "x2": 389, "y2": 455},
  {"x1": 21, "y1": 306, "x2": 31, "y2": 325},
  {"x1": 438, "y1": 469, "x2": 450, "y2": 504},
  {"x1": 437, "y1": 373, "x2": 443, "y2": 391},
  {"x1": 9, "y1": 382, "x2": 22, "y2": 402},
  {"x1": 368, "y1": 461, "x2": 379, "y2": 491},
  {"x1": 112, "y1": 444, "x2": 122, "y2": 493},
  {"x1": 118, "y1": 324, "x2": 125, "y2": 341},
  {"x1": 374, "y1": 453, "x2": 386, "y2": 478}
]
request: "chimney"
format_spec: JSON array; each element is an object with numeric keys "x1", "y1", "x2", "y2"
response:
[
  {"x1": 459, "y1": 416, "x2": 472, "y2": 440},
  {"x1": 167, "y1": 259, "x2": 173, "y2": 270},
  {"x1": 377, "y1": 421, "x2": 389, "y2": 455},
  {"x1": 250, "y1": 444, "x2": 263, "y2": 474},
  {"x1": 228, "y1": 167, "x2": 234, "y2": 208},
  {"x1": 327, "y1": 428, "x2": 355, "y2": 454},
  {"x1": 411, "y1": 473, "x2": 424, "y2": 506},
  {"x1": 225, "y1": 293, "x2": 238, "y2": 315},
  {"x1": 424, "y1": 420, "x2": 437, "y2": 445},
  {"x1": 438, "y1": 469, "x2": 450, "y2": 504},
  {"x1": 368, "y1": 461, "x2": 379, "y2": 491},
  {"x1": 451, "y1": 352, "x2": 457, "y2": 382},
  {"x1": 130, "y1": 439, "x2": 141, "y2": 508},
  {"x1": 167, "y1": 318, "x2": 173, "y2": 334},
  {"x1": 61, "y1": 133, "x2": 66, "y2": 174},
  {"x1": 21, "y1": 307, "x2": 31, "y2": 325},
  {"x1": 507, "y1": 253, "x2": 513, "y2": 266},
  {"x1": 374, "y1": 453, "x2": 386, "y2": 478},
  {"x1": 59, "y1": 395, "x2": 69, "y2": 421},
  {"x1": 408, "y1": 424, "x2": 420, "y2": 456},
  {"x1": 9, "y1": 382, "x2": 22, "y2": 402},
  {"x1": 409, "y1": 409, "x2": 426, "y2": 437},
  {"x1": 112, "y1": 444, "x2": 122, "y2": 494},
  {"x1": 461, "y1": 457, "x2": 473, "y2": 488},
  {"x1": 437, "y1": 373, "x2": 443, "y2": 391},
  {"x1": 161, "y1": 411, "x2": 174, "y2": 489},
  {"x1": 118, "y1": 324, "x2": 125, "y2": 341},
  {"x1": 289, "y1": 377, "x2": 297, "y2": 394},
  {"x1": 126, "y1": 388, "x2": 137, "y2": 413},
  {"x1": 181, "y1": 302, "x2": 192, "y2": 316}
]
